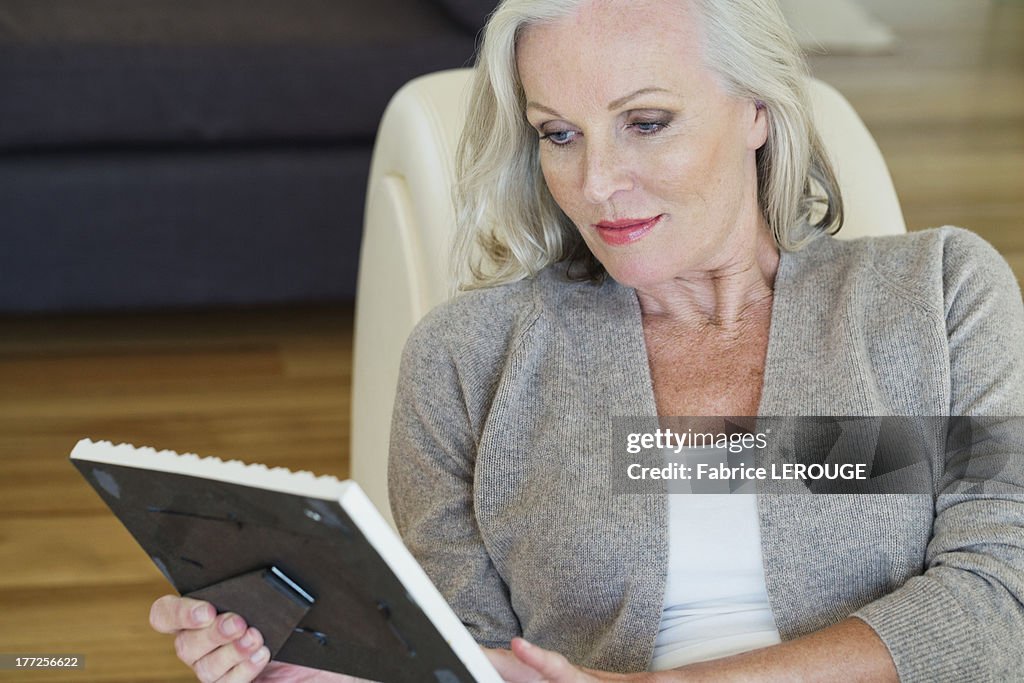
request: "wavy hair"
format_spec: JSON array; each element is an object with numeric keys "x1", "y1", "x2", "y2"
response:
[{"x1": 452, "y1": 0, "x2": 843, "y2": 291}]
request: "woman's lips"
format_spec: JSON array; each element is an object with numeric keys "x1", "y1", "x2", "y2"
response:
[{"x1": 593, "y1": 215, "x2": 663, "y2": 246}]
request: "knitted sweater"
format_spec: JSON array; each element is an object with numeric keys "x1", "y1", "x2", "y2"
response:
[{"x1": 388, "y1": 227, "x2": 1024, "y2": 681}]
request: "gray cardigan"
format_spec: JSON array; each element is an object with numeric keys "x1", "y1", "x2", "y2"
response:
[{"x1": 388, "y1": 227, "x2": 1024, "y2": 682}]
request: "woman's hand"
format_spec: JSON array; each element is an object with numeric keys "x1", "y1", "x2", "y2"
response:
[
  {"x1": 484, "y1": 639, "x2": 661, "y2": 683},
  {"x1": 148, "y1": 595, "x2": 365, "y2": 683}
]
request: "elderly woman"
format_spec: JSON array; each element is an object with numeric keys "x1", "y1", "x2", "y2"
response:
[{"x1": 149, "y1": 0, "x2": 1024, "y2": 681}]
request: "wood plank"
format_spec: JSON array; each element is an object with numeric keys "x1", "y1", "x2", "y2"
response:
[
  {"x1": 0, "y1": 582, "x2": 199, "y2": 683},
  {"x1": 0, "y1": 517, "x2": 162, "y2": 590}
]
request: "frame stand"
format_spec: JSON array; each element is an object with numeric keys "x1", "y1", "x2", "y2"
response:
[{"x1": 186, "y1": 566, "x2": 315, "y2": 656}]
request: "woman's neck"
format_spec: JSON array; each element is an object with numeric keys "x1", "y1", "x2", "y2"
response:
[{"x1": 636, "y1": 226, "x2": 780, "y2": 334}]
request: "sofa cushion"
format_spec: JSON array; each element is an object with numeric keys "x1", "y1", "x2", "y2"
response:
[
  {"x1": 0, "y1": 0, "x2": 477, "y2": 150},
  {"x1": 433, "y1": 0, "x2": 497, "y2": 34},
  {"x1": 0, "y1": 145, "x2": 371, "y2": 310}
]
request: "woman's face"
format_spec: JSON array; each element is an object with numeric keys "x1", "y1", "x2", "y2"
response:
[{"x1": 517, "y1": 0, "x2": 769, "y2": 290}]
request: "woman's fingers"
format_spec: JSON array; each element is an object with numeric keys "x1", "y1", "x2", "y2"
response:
[
  {"x1": 146, "y1": 595, "x2": 398, "y2": 683},
  {"x1": 508, "y1": 638, "x2": 582, "y2": 682},
  {"x1": 190, "y1": 630, "x2": 269, "y2": 683},
  {"x1": 148, "y1": 595, "x2": 279, "y2": 683},
  {"x1": 150, "y1": 595, "x2": 215, "y2": 634},
  {"x1": 484, "y1": 641, "x2": 589, "y2": 683},
  {"x1": 175, "y1": 612, "x2": 253, "y2": 666},
  {"x1": 215, "y1": 647, "x2": 272, "y2": 683},
  {"x1": 483, "y1": 646, "x2": 545, "y2": 682}
]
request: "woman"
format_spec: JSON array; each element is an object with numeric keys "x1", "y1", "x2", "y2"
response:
[{"x1": 150, "y1": 0, "x2": 1024, "y2": 681}]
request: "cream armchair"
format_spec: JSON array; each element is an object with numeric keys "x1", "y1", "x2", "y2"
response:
[{"x1": 352, "y1": 68, "x2": 906, "y2": 527}]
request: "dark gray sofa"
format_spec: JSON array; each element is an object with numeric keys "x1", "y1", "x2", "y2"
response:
[{"x1": 0, "y1": 0, "x2": 494, "y2": 312}]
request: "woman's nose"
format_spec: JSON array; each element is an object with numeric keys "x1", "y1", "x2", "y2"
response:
[{"x1": 582, "y1": 143, "x2": 633, "y2": 204}]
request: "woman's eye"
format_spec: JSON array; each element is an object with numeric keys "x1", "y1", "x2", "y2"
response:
[
  {"x1": 540, "y1": 130, "x2": 578, "y2": 146},
  {"x1": 629, "y1": 120, "x2": 668, "y2": 134}
]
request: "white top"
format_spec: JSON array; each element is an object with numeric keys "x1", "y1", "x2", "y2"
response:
[{"x1": 649, "y1": 448, "x2": 782, "y2": 671}]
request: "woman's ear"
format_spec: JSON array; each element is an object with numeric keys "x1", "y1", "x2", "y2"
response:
[{"x1": 748, "y1": 99, "x2": 769, "y2": 150}]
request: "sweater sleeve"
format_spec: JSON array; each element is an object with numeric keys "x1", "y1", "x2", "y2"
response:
[
  {"x1": 387, "y1": 305, "x2": 523, "y2": 649},
  {"x1": 854, "y1": 228, "x2": 1024, "y2": 682}
]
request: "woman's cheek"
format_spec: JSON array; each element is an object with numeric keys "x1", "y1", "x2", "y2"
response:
[{"x1": 540, "y1": 156, "x2": 584, "y2": 221}]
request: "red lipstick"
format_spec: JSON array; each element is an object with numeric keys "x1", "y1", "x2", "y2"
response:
[{"x1": 593, "y1": 215, "x2": 663, "y2": 246}]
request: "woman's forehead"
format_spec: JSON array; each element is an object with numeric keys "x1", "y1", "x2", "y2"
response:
[
  {"x1": 520, "y1": 0, "x2": 700, "y2": 52},
  {"x1": 516, "y1": 0, "x2": 708, "y2": 105}
]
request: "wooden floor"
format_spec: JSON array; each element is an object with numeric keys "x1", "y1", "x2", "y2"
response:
[{"x1": 1, "y1": 1, "x2": 1021, "y2": 681}]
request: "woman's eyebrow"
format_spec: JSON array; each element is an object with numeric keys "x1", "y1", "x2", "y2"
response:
[
  {"x1": 525, "y1": 102, "x2": 562, "y2": 118},
  {"x1": 607, "y1": 87, "x2": 671, "y2": 110},
  {"x1": 526, "y1": 87, "x2": 673, "y2": 119}
]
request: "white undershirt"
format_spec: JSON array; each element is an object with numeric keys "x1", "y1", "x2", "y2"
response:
[{"x1": 649, "y1": 448, "x2": 782, "y2": 671}]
